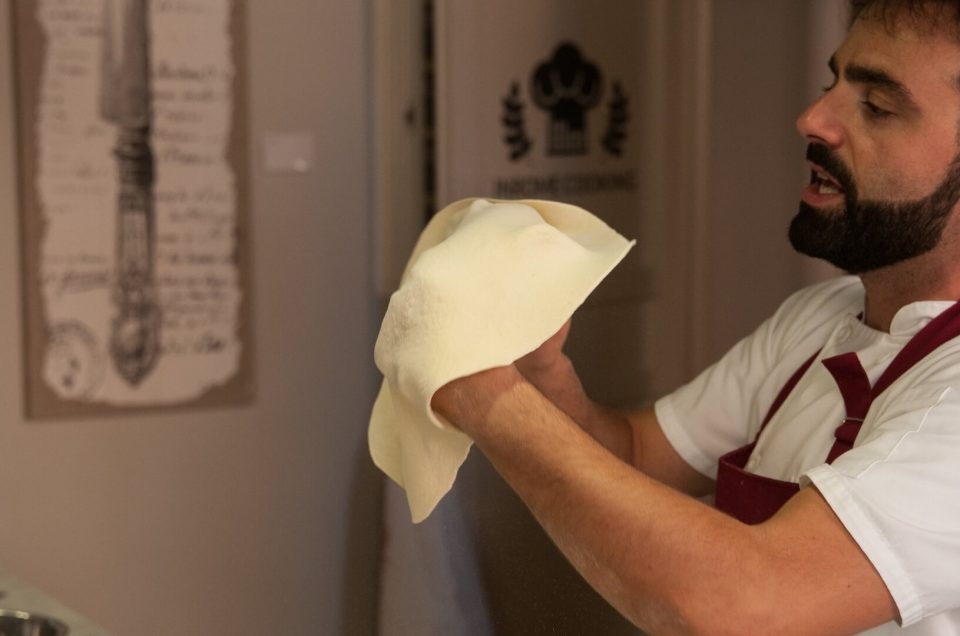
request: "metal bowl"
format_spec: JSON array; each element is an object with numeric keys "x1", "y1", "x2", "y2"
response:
[{"x1": 0, "y1": 609, "x2": 68, "y2": 636}]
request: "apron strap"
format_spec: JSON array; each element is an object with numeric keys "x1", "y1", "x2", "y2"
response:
[
  {"x1": 821, "y1": 300, "x2": 960, "y2": 463},
  {"x1": 758, "y1": 349, "x2": 820, "y2": 434},
  {"x1": 821, "y1": 353, "x2": 872, "y2": 463},
  {"x1": 873, "y1": 300, "x2": 960, "y2": 396}
]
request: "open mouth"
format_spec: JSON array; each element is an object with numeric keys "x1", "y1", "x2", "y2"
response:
[{"x1": 810, "y1": 164, "x2": 845, "y2": 195}]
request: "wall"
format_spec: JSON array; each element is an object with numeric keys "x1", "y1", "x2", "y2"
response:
[
  {"x1": 701, "y1": 0, "x2": 847, "y2": 363},
  {"x1": 0, "y1": 1, "x2": 850, "y2": 635},
  {"x1": 0, "y1": 2, "x2": 381, "y2": 635}
]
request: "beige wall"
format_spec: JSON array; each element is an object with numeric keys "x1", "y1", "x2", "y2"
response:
[
  {"x1": 701, "y1": 0, "x2": 845, "y2": 364},
  {"x1": 0, "y1": 2, "x2": 381, "y2": 635}
]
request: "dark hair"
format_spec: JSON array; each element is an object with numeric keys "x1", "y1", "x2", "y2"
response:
[{"x1": 849, "y1": 0, "x2": 960, "y2": 33}]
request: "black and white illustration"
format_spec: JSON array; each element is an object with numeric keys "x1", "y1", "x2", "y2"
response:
[
  {"x1": 500, "y1": 41, "x2": 629, "y2": 162},
  {"x1": 16, "y1": 0, "x2": 251, "y2": 414},
  {"x1": 531, "y1": 42, "x2": 603, "y2": 156},
  {"x1": 101, "y1": 0, "x2": 161, "y2": 386}
]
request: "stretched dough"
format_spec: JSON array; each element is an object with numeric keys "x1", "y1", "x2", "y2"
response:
[{"x1": 369, "y1": 198, "x2": 635, "y2": 522}]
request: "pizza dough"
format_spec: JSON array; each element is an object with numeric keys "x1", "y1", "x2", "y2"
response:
[{"x1": 369, "y1": 198, "x2": 635, "y2": 522}]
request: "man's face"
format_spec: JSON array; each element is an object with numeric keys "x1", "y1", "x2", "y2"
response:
[{"x1": 790, "y1": 13, "x2": 960, "y2": 274}]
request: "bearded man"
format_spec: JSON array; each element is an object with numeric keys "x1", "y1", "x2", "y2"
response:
[{"x1": 430, "y1": 1, "x2": 960, "y2": 633}]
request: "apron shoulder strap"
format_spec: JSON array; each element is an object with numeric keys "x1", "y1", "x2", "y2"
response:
[{"x1": 756, "y1": 349, "x2": 821, "y2": 440}]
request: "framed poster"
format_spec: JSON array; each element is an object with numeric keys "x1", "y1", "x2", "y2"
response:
[{"x1": 12, "y1": 0, "x2": 253, "y2": 417}]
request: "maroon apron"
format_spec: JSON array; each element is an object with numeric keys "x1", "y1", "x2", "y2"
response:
[{"x1": 715, "y1": 301, "x2": 960, "y2": 525}]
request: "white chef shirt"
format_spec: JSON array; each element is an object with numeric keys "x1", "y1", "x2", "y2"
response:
[{"x1": 655, "y1": 276, "x2": 960, "y2": 633}]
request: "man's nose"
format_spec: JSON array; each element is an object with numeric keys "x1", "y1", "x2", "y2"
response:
[{"x1": 796, "y1": 92, "x2": 844, "y2": 147}]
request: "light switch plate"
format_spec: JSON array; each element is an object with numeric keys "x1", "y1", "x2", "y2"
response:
[{"x1": 264, "y1": 132, "x2": 315, "y2": 174}]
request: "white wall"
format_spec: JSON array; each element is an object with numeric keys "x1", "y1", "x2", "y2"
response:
[{"x1": 0, "y1": 2, "x2": 381, "y2": 635}]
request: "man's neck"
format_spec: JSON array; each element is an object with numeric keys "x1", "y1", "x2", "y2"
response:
[{"x1": 860, "y1": 255, "x2": 960, "y2": 331}]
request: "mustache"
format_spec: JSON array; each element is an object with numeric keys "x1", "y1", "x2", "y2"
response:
[{"x1": 806, "y1": 143, "x2": 854, "y2": 193}]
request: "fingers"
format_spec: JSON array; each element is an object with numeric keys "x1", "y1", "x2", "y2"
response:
[{"x1": 516, "y1": 319, "x2": 573, "y2": 378}]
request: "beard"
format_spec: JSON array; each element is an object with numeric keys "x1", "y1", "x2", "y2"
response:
[{"x1": 788, "y1": 143, "x2": 960, "y2": 274}]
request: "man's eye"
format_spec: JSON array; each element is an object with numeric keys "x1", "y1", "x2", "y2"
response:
[
  {"x1": 821, "y1": 78, "x2": 838, "y2": 93},
  {"x1": 861, "y1": 100, "x2": 893, "y2": 119}
]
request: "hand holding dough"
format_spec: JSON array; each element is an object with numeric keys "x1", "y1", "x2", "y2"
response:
[{"x1": 369, "y1": 198, "x2": 635, "y2": 522}]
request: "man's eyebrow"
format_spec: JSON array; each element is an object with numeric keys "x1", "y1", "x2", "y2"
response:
[{"x1": 828, "y1": 54, "x2": 919, "y2": 109}]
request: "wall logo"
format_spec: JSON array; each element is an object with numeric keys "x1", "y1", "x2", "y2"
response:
[{"x1": 502, "y1": 42, "x2": 629, "y2": 161}]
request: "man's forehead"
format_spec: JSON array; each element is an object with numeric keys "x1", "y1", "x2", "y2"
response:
[
  {"x1": 837, "y1": 15, "x2": 960, "y2": 91},
  {"x1": 847, "y1": 2, "x2": 960, "y2": 55},
  {"x1": 852, "y1": 0, "x2": 960, "y2": 31}
]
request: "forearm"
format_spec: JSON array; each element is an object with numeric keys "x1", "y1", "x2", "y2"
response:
[
  {"x1": 433, "y1": 367, "x2": 762, "y2": 633},
  {"x1": 433, "y1": 367, "x2": 887, "y2": 635},
  {"x1": 521, "y1": 352, "x2": 714, "y2": 496},
  {"x1": 519, "y1": 352, "x2": 635, "y2": 464}
]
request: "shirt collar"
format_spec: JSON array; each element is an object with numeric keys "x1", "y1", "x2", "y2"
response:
[{"x1": 888, "y1": 300, "x2": 957, "y2": 336}]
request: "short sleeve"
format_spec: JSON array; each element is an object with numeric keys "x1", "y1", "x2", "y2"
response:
[{"x1": 804, "y1": 385, "x2": 960, "y2": 626}]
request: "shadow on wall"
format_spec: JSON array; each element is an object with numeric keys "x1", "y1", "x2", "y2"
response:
[
  {"x1": 459, "y1": 453, "x2": 639, "y2": 635},
  {"x1": 340, "y1": 444, "x2": 385, "y2": 635}
]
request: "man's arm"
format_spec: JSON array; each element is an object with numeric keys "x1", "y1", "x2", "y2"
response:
[
  {"x1": 515, "y1": 321, "x2": 712, "y2": 496},
  {"x1": 433, "y1": 365, "x2": 898, "y2": 635}
]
